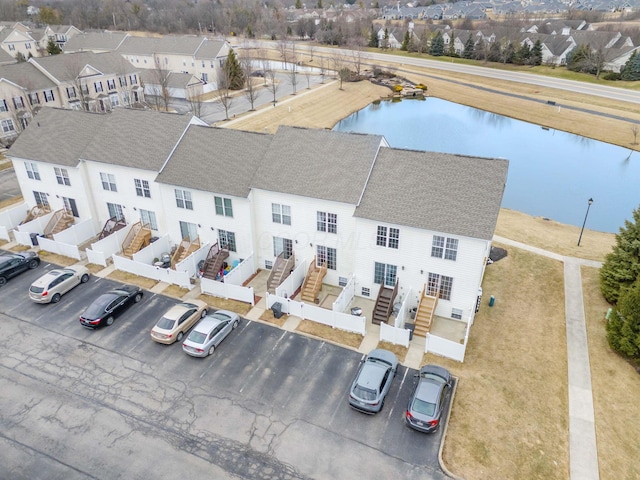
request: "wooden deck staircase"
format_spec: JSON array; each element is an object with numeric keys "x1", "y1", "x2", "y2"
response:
[
  {"x1": 413, "y1": 285, "x2": 439, "y2": 337},
  {"x1": 267, "y1": 252, "x2": 295, "y2": 294},
  {"x1": 20, "y1": 204, "x2": 51, "y2": 225},
  {"x1": 200, "y1": 242, "x2": 230, "y2": 280},
  {"x1": 372, "y1": 280, "x2": 398, "y2": 325},
  {"x1": 98, "y1": 216, "x2": 127, "y2": 240},
  {"x1": 122, "y1": 221, "x2": 151, "y2": 257},
  {"x1": 43, "y1": 209, "x2": 75, "y2": 238},
  {"x1": 171, "y1": 236, "x2": 201, "y2": 269},
  {"x1": 300, "y1": 256, "x2": 327, "y2": 303}
]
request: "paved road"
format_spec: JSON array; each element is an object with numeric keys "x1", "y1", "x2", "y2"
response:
[
  {"x1": 241, "y1": 41, "x2": 640, "y2": 105},
  {"x1": 0, "y1": 261, "x2": 451, "y2": 480}
]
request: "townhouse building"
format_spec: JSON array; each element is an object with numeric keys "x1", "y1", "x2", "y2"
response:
[{"x1": 6, "y1": 107, "x2": 508, "y2": 327}]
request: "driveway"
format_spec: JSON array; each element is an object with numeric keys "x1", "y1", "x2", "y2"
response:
[{"x1": 0, "y1": 257, "x2": 453, "y2": 479}]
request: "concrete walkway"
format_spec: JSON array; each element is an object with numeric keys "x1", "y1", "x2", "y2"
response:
[{"x1": 494, "y1": 235, "x2": 601, "y2": 480}]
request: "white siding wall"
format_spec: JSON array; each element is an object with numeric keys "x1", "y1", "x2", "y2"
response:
[
  {"x1": 84, "y1": 161, "x2": 166, "y2": 234},
  {"x1": 158, "y1": 183, "x2": 254, "y2": 262},
  {"x1": 11, "y1": 158, "x2": 93, "y2": 220},
  {"x1": 250, "y1": 190, "x2": 358, "y2": 285},
  {"x1": 354, "y1": 217, "x2": 489, "y2": 319}
]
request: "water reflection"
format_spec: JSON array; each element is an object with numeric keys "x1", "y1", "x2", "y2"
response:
[{"x1": 334, "y1": 97, "x2": 640, "y2": 233}]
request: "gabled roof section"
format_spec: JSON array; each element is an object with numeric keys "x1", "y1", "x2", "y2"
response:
[
  {"x1": 116, "y1": 35, "x2": 205, "y2": 56},
  {"x1": 251, "y1": 126, "x2": 385, "y2": 205},
  {"x1": 63, "y1": 31, "x2": 129, "y2": 52},
  {"x1": 194, "y1": 38, "x2": 228, "y2": 59},
  {"x1": 0, "y1": 61, "x2": 57, "y2": 90},
  {"x1": 82, "y1": 109, "x2": 194, "y2": 171},
  {"x1": 157, "y1": 125, "x2": 272, "y2": 198},
  {"x1": 29, "y1": 51, "x2": 138, "y2": 83},
  {"x1": 7, "y1": 107, "x2": 108, "y2": 167},
  {"x1": 354, "y1": 148, "x2": 508, "y2": 240},
  {"x1": 0, "y1": 47, "x2": 16, "y2": 65}
]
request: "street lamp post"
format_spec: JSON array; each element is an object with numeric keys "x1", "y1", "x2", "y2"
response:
[{"x1": 577, "y1": 198, "x2": 594, "y2": 246}]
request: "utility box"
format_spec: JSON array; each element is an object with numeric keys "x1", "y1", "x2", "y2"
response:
[
  {"x1": 489, "y1": 295, "x2": 495, "y2": 307},
  {"x1": 30, "y1": 233, "x2": 39, "y2": 246}
]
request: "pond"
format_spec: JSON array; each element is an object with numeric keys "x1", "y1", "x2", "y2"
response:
[{"x1": 334, "y1": 97, "x2": 640, "y2": 234}]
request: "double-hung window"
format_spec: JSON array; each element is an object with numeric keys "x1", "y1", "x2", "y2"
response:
[
  {"x1": 25, "y1": 162, "x2": 40, "y2": 180},
  {"x1": 107, "y1": 79, "x2": 116, "y2": 90},
  {"x1": 317, "y1": 211, "x2": 337, "y2": 233},
  {"x1": 44, "y1": 90, "x2": 55, "y2": 102},
  {"x1": 272, "y1": 203, "x2": 291, "y2": 225},
  {"x1": 54, "y1": 167, "x2": 70, "y2": 186},
  {"x1": 100, "y1": 172, "x2": 117, "y2": 192},
  {"x1": 28, "y1": 92, "x2": 40, "y2": 105},
  {"x1": 134, "y1": 179, "x2": 151, "y2": 198},
  {"x1": 13, "y1": 96, "x2": 24, "y2": 109},
  {"x1": 214, "y1": 196, "x2": 233, "y2": 217},
  {"x1": 376, "y1": 225, "x2": 399, "y2": 249},
  {"x1": 1, "y1": 119, "x2": 15, "y2": 133},
  {"x1": 94, "y1": 81, "x2": 103, "y2": 93},
  {"x1": 431, "y1": 235, "x2": 458, "y2": 261},
  {"x1": 175, "y1": 189, "x2": 193, "y2": 210},
  {"x1": 0, "y1": 99, "x2": 7, "y2": 112}
]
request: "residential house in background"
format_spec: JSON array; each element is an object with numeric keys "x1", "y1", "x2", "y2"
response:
[
  {"x1": 0, "y1": 26, "x2": 38, "y2": 61},
  {"x1": 62, "y1": 31, "x2": 129, "y2": 54}
]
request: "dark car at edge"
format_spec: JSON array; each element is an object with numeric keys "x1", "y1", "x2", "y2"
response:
[
  {"x1": 405, "y1": 364, "x2": 452, "y2": 433},
  {"x1": 0, "y1": 251, "x2": 40, "y2": 286},
  {"x1": 79, "y1": 284, "x2": 143, "y2": 328}
]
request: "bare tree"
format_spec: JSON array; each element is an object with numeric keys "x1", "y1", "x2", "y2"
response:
[
  {"x1": 331, "y1": 51, "x2": 352, "y2": 89},
  {"x1": 264, "y1": 68, "x2": 280, "y2": 106},
  {"x1": 317, "y1": 55, "x2": 327, "y2": 83},
  {"x1": 149, "y1": 54, "x2": 172, "y2": 111},
  {"x1": 288, "y1": 62, "x2": 299, "y2": 94},
  {"x1": 214, "y1": 65, "x2": 234, "y2": 120},
  {"x1": 632, "y1": 124, "x2": 639, "y2": 145},
  {"x1": 348, "y1": 39, "x2": 365, "y2": 78},
  {"x1": 240, "y1": 56, "x2": 261, "y2": 111},
  {"x1": 63, "y1": 54, "x2": 93, "y2": 112},
  {"x1": 308, "y1": 44, "x2": 316, "y2": 62},
  {"x1": 186, "y1": 85, "x2": 202, "y2": 118},
  {"x1": 303, "y1": 68, "x2": 313, "y2": 89}
]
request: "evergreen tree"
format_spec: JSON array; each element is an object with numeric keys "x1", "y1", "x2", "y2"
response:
[
  {"x1": 513, "y1": 43, "x2": 531, "y2": 65},
  {"x1": 503, "y1": 42, "x2": 516, "y2": 64},
  {"x1": 600, "y1": 206, "x2": 640, "y2": 304},
  {"x1": 429, "y1": 31, "x2": 444, "y2": 57},
  {"x1": 621, "y1": 51, "x2": 640, "y2": 81},
  {"x1": 401, "y1": 31, "x2": 410, "y2": 51},
  {"x1": 462, "y1": 34, "x2": 475, "y2": 59},
  {"x1": 369, "y1": 26, "x2": 378, "y2": 48},
  {"x1": 567, "y1": 44, "x2": 596, "y2": 74},
  {"x1": 606, "y1": 277, "x2": 640, "y2": 358},
  {"x1": 15, "y1": 52, "x2": 26, "y2": 62},
  {"x1": 488, "y1": 41, "x2": 501, "y2": 62},
  {"x1": 295, "y1": 0, "x2": 302, "y2": 8},
  {"x1": 317, "y1": 0, "x2": 323, "y2": 8},
  {"x1": 447, "y1": 33, "x2": 457, "y2": 57},
  {"x1": 46, "y1": 39, "x2": 62, "y2": 55},
  {"x1": 223, "y1": 49, "x2": 245, "y2": 90},
  {"x1": 531, "y1": 39, "x2": 543, "y2": 66}
]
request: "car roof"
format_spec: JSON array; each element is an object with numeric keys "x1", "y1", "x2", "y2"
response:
[
  {"x1": 193, "y1": 315, "x2": 225, "y2": 333},
  {"x1": 31, "y1": 269, "x2": 66, "y2": 285},
  {"x1": 366, "y1": 348, "x2": 398, "y2": 367},
  {"x1": 163, "y1": 302, "x2": 199, "y2": 320},
  {"x1": 357, "y1": 361, "x2": 388, "y2": 390},
  {"x1": 415, "y1": 379, "x2": 443, "y2": 403}
]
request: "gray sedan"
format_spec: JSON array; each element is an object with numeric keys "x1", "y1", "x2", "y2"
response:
[
  {"x1": 348, "y1": 348, "x2": 398, "y2": 414},
  {"x1": 405, "y1": 364, "x2": 452, "y2": 433},
  {"x1": 182, "y1": 310, "x2": 240, "y2": 357}
]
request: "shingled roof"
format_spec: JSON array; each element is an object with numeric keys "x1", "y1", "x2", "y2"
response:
[
  {"x1": 7, "y1": 107, "x2": 108, "y2": 167},
  {"x1": 63, "y1": 31, "x2": 129, "y2": 53},
  {"x1": 251, "y1": 126, "x2": 385, "y2": 205},
  {"x1": 29, "y1": 51, "x2": 138, "y2": 83},
  {"x1": 156, "y1": 125, "x2": 272, "y2": 198},
  {"x1": 0, "y1": 61, "x2": 56, "y2": 90},
  {"x1": 355, "y1": 148, "x2": 508, "y2": 240}
]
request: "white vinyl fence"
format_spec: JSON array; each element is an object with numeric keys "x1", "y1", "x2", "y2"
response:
[
  {"x1": 380, "y1": 322, "x2": 411, "y2": 348},
  {"x1": 224, "y1": 254, "x2": 257, "y2": 286},
  {"x1": 275, "y1": 257, "x2": 308, "y2": 299},
  {"x1": 424, "y1": 312, "x2": 472, "y2": 362},
  {"x1": 175, "y1": 242, "x2": 211, "y2": 279},
  {"x1": 37, "y1": 237, "x2": 81, "y2": 260},
  {"x1": 131, "y1": 235, "x2": 172, "y2": 265},
  {"x1": 13, "y1": 212, "x2": 55, "y2": 246},
  {"x1": 332, "y1": 275, "x2": 355, "y2": 313},
  {"x1": 112, "y1": 254, "x2": 192, "y2": 289},
  {"x1": 0, "y1": 202, "x2": 27, "y2": 241},
  {"x1": 266, "y1": 293, "x2": 366, "y2": 335},
  {"x1": 200, "y1": 277, "x2": 255, "y2": 305},
  {"x1": 85, "y1": 228, "x2": 131, "y2": 266},
  {"x1": 35, "y1": 219, "x2": 96, "y2": 260}
]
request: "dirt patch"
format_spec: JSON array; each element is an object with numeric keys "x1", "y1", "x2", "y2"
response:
[
  {"x1": 106, "y1": 270, "x2": 159, "y2": 290},
  {"x1": 10, "y1": 244, "x2": 31, "y2": 252},
  {"x1": 37, "y1": 251, "x2": 78, "y2": 267},
  {"x1": 0, "y1": 195, "x2": 23, "y2": 210},
  {"x1": 259, "y1": 309, "x2": 289, "y2": 327},
  {"x1": 376, "y1": 341, "x2": 408, "y2": 363},
  {"x1": 296, "y1": 320, "x2": 364, "y2": 349},
  {"x1": 197, "y1": 294, "x2": 253, "y2": 315},
  {"x1": 85, "y1": 263, "x2": 108, "y2": 275},
  {"x1": 162, "y1": 284, "x2": 190, "y2": 299}
]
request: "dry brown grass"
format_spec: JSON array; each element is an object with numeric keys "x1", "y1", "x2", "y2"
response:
[
  {"x1": 582, "y1": 267, "x2": 640, "y2": 480},
  {"x1": 37, "y1": 250, "x2": 78, "y2": 267},
  {"x1": 106, "y1": 270, "x2": 159, "y2": 290},
  {"x1": 85, "y1": 263, "x2": 108, "y2": 275},
  {"x1": 296, "y1": 319, "x2": 364, "y2": 349},
  {"x1": 259, "y1": 309, "x2": 289, "y2": 327},
  {"x1": 161, "y1": 284, "x2": 190, "y2": 299},
  {"x1": 437, "y1": 245, "x2": 569, "y2": 480},
  {"x1": 0, "y1": 195, "x2": 23, "y2": 210},
  {"x1": 10, "y1": 244, "x2": 31, "y2": 252},
  {"x1": 496, "y1": 208, "x2": 616, "y2": 262},
  {"x1": 377, "y1": 340, "x2": 408, "y2": 363},
  {"x1": 197, "y1": 294, "x2": 253, "y2": 315}
]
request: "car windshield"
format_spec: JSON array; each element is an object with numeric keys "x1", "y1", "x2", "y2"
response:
[
  {"x1": 156, "y1": 317, "x2": 175, "y2": 330},
  {"x1": 411, "y1": 397, "x2": 436, "y2": 417},
  {"x1": 187, "y1": 330, "x2": 207, "y2": 344},
  {"x1": 30, "y1": 285, "x2": 44, "y2": 293},
  {"x1": 353, "y1": 384, "x2": 377, "y2": 401}
]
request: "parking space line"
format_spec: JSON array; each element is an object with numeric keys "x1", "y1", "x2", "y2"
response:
[
  {"x1": 199, "y1": 319, "x2": 253, "y2": 379},
  {"x1": 280, "y1": 341, "x2": 326, "y2": 409},
  {"x1": 238, "y1": 329, "x2": 287, "y2": 393},
  {"x1": 386, "y1": 367, "x2": 410, "y2": 421}
]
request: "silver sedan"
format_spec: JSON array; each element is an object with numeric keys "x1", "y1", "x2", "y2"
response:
[{"x1": 182, "y1": 310, "x2": 240, "y2": 357}]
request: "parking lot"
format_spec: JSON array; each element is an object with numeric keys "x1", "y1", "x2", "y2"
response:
[{"x1": 0, "y1": 254, "x2": 454, "y2": 480}]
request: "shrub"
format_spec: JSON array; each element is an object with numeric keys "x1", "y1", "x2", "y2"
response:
[
  {"x1": 393, "y1": 84, "x2": 403, "y2": 92},
  {"x1": 606, "y1": 277, "x2": 640, "y2": 358}
]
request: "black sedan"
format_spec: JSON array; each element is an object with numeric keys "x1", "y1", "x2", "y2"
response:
[
  {"x1": 0, "y1": 251, "x2": 40, "y2": 286},
  {"x1": 79, "y1": 284, "x2": 143, "y2": 328},
  {"x1": 405, "y1": 364, "x2": 452, "y2": 433}
]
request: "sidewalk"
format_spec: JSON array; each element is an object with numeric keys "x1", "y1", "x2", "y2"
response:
[{"x1": 494, "y1": 235, "x2": 601, "y2": 480}]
